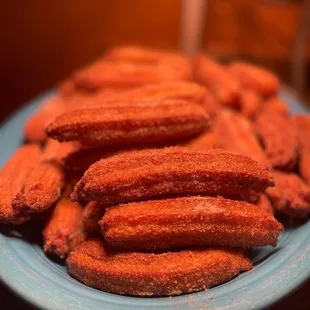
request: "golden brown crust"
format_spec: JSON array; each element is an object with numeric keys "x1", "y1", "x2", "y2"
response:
[
  {"x1": 59, "y1": 79, "x2": 77, "y2": 96},
  {"x1": 12, "y1": 161, "x2": 64, "y2": 215},
  {"x1": 105, "y1": 46, "x2": 192, "y2": 82},
  {"x1": 101, "y1": 196, "x2": 282, "y2": 250},
  {"x1": 263, "y1": 97, "x2": 290, "y2": 116},
  {"x1": 83, "y1": 201, "x2": 107, "y2": 235},
  {"x1": 43, "y1": 187, "x2": 85, "y2": 258},
  {"x1": 42, "y1": 139, "x2": 79, "y2": 163},
  {"x1": 46, "y1": 100, "x2": 209, "y2": 146},
  {"x1": 201, "y1": 90, "x2": 223, "y2": 119},
  {"x1": 0, "y1": 144, "x2": 41, "y2": 224},
  {"x1": 194, "y1": 54, "x2": 240, "y2": 107},
  {"x1": 72, "y1": 55, "x2": 191, "y2": 92},
  {"x1": 67, "y1": 239, "x2": 252, "y2": 296},
  {"x1": 185, "y1": 131, "x2": 219, "y2": 150},
  {"x1": 12, "y1": 139, "x2": 69, "y2": 215},
  {"x1": 72, "y1": 147, "x2": 274, "y2": 204},
  {"x1": 239, "y1": 90, "x2": 263, "y2": 119},
  {"x1": 59, "y1": 81, "x2": 207, "y2": 109},
  {"x1": 215, "y1": 110, "x2": 270, "y2": 168},
  {"x1": 256, "y1": 194, "x2": 274, "y2": 216},
  {"x1": 105, "y1": 46, "x2": 189, "y2": 65},
  {"x1": 255, "y1": 109, "x2": 298, "y2": 170},
  {"x1": 267, "y1": 171, "x2": 310, "y2": 218},
  {"x1": 85, "y1": 81, "x2": 207, "y2": 105},
  {"x1": 64, "y1": 143, "x2": 180, "y2": 174},
  {"x1": 24, "y1": 96, "x2": 68, "y2": 143},
  {"x1": 64, "y1": 146, "x2": 116, "y2": 173},
  {"x1": 228, "y1": 62, "x2": 279, "y2": 97}
]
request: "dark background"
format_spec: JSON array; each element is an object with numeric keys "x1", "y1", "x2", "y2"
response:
[{"x1": 1, "y1": 0, "x2": 310, "y2": 122}]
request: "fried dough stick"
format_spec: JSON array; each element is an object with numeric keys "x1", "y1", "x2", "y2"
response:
[
  {"x1": 0, "y1": 144, "x2": 41, "y2": 224},
  {"x1": 72, "y1": 147, "x2": 274, "y2": 204},
  {"x1": 43, "y1": 187, "x2": 85, "y2": 259},
  {"x1": 255, "y1": 109, "x2": 298, "y2": 170},
  {"x1": 185, "y1": 131, "x2": 219, "y2": 150},
  {"x1": 71, "y1": 47, "x2": 192, "y2": 92},
  {"x1": 67, "y1": 239, "x2": 252, "y2": 296},
  {"x1": 264, "y1": 97, "x2": 290, "y2": 116},
  {"x1": 24, "y1": 96, "x2": 68, "y2": 143},
  {"x1": 228, "y1": 62, "x2": 279, "y2": 97},
  {"x1": 256, "y1": 194, "x2": 274, "y2": 216},
  {"x1": 239, "y1": 90, "x2": 263, "y2": 119},
  {"x1": 47, "y1": 100, "x2": 209, "y2": 146},
  {"x1": 214, "y1": 110, "x2": 270, "y2": 168},
  {"x1": 12, "y1": 140, "x2": 66, "y2": 215},
  {"x1": 83, "y1": 201, "x2": 107, "y2": 235},
  {"x1": 101, "y1": 196, "x2": 282, "y2": 250},
  {"x1": 194, "y1": 54, "x2": 240, "y2": 107},
  {"x1": 267, "y1": 171, "x2": 310, "y2": 218}
]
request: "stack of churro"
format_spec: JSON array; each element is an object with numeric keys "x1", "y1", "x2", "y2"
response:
[{"x1": 1, "y1": 46, "x2": 309, "y2": 297}]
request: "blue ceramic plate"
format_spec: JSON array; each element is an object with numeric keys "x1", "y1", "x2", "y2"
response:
[{"x1": 0, "y1": 91, "x2": 309, "y2": 310}]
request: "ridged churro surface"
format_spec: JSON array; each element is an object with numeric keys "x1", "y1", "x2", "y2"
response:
[
  {"x1": 267, "y1": 171, "x2": 310, "y2": 218},
  {"x1": 47, "y1": 100, "x2": 209, "y2": 146},
  {"x1": 101, "y1": 196, "x2": 282, "y2": 250},
  {"x1": 255, "y1": 109, "x2": 298, "y2": 169},
  {"x1": 239, "y1": 90, "x2": 263, "y2": 118},
  {"x1": 0, "y1": 144, "x2": 41, "y2": 224},
  {"x1": 12, "y1": 162, "x2": 64, "y2": 215},
  {"x1": 25, "y1": 96, "x2": 68, "y2": 142},
  {"x1": 83, "y1": 201, "x2": 106, "y2": 235},
  {"x1": 72, "y1": 147, "x2": 274, "y2": 204},
  {"x1": 67, "y1": 239, "x2": 252, "y2": 296},
  {"x1": 43, "y1": 188, "x2": 85, "y2": 258},
  {"x1": 215, "y1": 110, "x2": 270, "y2": 168},
  {"x1": 228, "y1": 62, "x2": 279, "y2": 97},
  {"x1": 194, "y1": 55, "x2": 240, "y2": 106}
]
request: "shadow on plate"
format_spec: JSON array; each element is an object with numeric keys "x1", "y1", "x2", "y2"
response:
[
  {"x1": 277, "y1": 215, "x2": 308, "y2": 231},
  {"x1": 248, "y1": 246, "x2": 282, "y2": 266},
  {"x1": 0, "y1": 221, "x2": 43, "y2": 244},
  {"x1": 0, "y1": 221, "x2": 67, "y2": 266}
]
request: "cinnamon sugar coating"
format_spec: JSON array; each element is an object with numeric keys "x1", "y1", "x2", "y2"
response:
[
  {"x1": 83, "y1": 201, "x2": 107, "y2": 235},
  {"x1": 72, "y1": 147, "x2": 274, "y2": 204},
  {"x1": 239, "y1": 90, "x2": 263, "y2": 119},
  {"x1": 25, "y1": 96, "x2": 68, "y2": 142},
  {"x1": 267, "y1": 171, "x2": 310, "y2": 218},
  {"x1": 215, "y1": 110, "x2": 270, "y2": 168},
  {"x1": 194, "y1": 54, "x2": 240, "y2": 107},
  {"x1": 228, "y1": 62, "x2": 279, "y2": 97},
  {"x1": 67, "y1": 239, "x2": 252, "y2": 296},
  {"x1": 12, "y1": 140, "x2": 66, "y2": 215},
  {"x1": 256, "y1": 194, "x2": 274, "y2": 216},
  {"x1": 12, "y1": 161, "x2": 64, "y2": 215},
  {"x1": 255, "y1": 109, "x2": 298, "y2": 170},
  {"x1": 0, "y1": 144, "x2": 41, "y2": 224},
  {"x1": 101, "y1": 196, "x2": 282, "y2": 250},
  {"x1": 43, "y1": 187, "x2": 85, "y2": 258},
  {"x1": 47, "y1": 100, "x2": 209, "y2": 146}
]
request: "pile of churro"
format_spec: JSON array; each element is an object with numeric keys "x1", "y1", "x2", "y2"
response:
[{"x1": 1, "y1": 46, "x2": 309, "y2": 296}]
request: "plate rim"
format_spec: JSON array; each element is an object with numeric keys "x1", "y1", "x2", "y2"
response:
[{"x1": 0, "y1": 90, "x2": 309, "y2": 310}]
